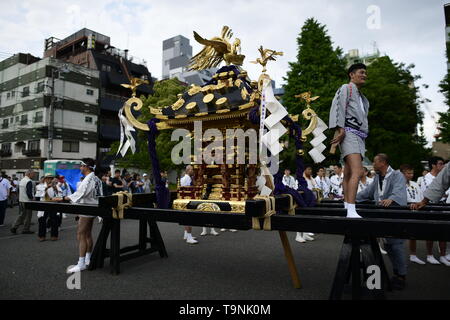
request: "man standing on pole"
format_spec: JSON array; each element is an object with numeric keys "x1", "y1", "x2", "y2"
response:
[{"x1": 329, "y1": 63, "x2": 369, "y2": 218}]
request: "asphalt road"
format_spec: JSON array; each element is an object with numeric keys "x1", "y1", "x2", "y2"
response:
[{"x1": 0, "y1": 206, "x2": 449, "y2": 300}]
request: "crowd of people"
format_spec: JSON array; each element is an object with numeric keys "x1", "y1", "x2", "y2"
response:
[
  {"x1": 282, "y1": 155, "x2": 450, "y2": 289},
  {"x1": 100, "y1": 170, "x2": 152, "y2": 196}
]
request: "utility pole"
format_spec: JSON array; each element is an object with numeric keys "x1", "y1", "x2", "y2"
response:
[{"x1": 48, "y1": 69, "x2": 56, "y2": 160}]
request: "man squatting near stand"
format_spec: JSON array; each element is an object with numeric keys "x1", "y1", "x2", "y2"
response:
[
  {"x1": 356, "y1": 153, "x2": 408, "y2": 289},
  {"x1": 329, "y1": 63, "x2": 369, "y2": 218}
]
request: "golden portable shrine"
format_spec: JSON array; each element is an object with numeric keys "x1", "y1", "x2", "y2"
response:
[{"x1": 120, "y1": 26, "x2": 327, "y2": 214}]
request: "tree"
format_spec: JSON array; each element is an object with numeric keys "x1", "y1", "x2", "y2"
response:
[
  {"x1": 110, "y1": 78, "x2": 187, "y2": 172},
  {"x1": 438, "y1": 43, "x2": 450, "y2": 143},
  {"x1": 282, "y1": 18, "x2": 347, "y2": 168},
  {"x1": 363, "y1": 56, "x2": 430, "y2": 172}
]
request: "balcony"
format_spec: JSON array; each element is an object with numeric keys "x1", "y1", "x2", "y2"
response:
[
  {"x1": 22, "y1": 149, "x2": 41, "y2": 157},
  {"x1": 1, "y1": 124, "x2": 8, "y2": 129},
  {"x1": 0, "y1": 150, "x2": 12, "y2": 157},
  {"x1": 20, "y1": 120, "x2": 28, "y2": 126}
]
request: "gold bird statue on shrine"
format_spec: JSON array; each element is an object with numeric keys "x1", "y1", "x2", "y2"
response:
[{"x1": 189, "y1": 26, "x2": 246, "y2": 70}]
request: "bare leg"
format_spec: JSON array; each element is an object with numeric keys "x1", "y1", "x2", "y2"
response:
[
  {"x1": 426, "y1": 241, "x2": 434, "y2": 255},
  {"x1": 85, "y1": 218, "x2": 94, "y2": 253},
  {"x1": 344, "y1": 154, "x2": 364, "y2": 204},
  {"x1": 343, "y1": 165, "x2": 351, "y2": 203},
  {"x1": 409, "y1": 240, "x2": 417, "y2": 255},
  {"x1": 78, "y1": 217, "x2": 92, "y2": 258},
  {"x1": 439, "y1": 241, "x2": 447, "y2": 257}
]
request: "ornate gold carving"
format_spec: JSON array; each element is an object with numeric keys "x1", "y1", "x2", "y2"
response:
[
  {"x1": 189, "y1": 26, "x2": 245, "y2": 70},
  {"x1": 172, "y1": 98, "x2": 185, "y2": 111},
  {"x1": 197, "y1": 202, "x2": 221, "y2": 212},
  {"x1": 250, "y1": 46, "x2": 284, "y2": 73},
  {"x1": 295, "y1": 92, "x2": 320, "y2": 140},
  {"x1": 188, "y1": 85, "x2": 202, "y2": 96},
  {"x1": 203, "y1": 93, "x2": 215, "y2": 104},
  {"x1": 241, "y1": 87, "x2": 249, "y2": 100}
]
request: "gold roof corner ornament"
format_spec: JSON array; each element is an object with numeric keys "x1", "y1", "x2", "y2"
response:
[
  {"x1": 295, "y1": 92, "x2": 320, "y2": 140},
  {"x1": 250, "y1": 46, "x2": 284, "y2": 74},
  {"x1": 189, "y1": 26, "x2": 245, "y2": 70},
  {"x1": 121, "y1": 77, "x2": 149, "y2": 98}
]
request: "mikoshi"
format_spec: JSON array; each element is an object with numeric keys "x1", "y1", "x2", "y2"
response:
[{"x1": 25, "y1": 26, "x2": 450, "y2": 301}]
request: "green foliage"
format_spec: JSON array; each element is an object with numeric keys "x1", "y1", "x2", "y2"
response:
[
  {"x1": 282, "y1": 18, "x2": 347, "y2": 168},
  {"x1": 110, "y1": 78, "x2": 188, "y2": 171},
  {"x1": 438, "y1": 69, "x2": 450, "y2": 143},
  {"x1": 281, "y1": 18, "x2": 429, "y2": 173},
  {"x1": 363, "y1": 56, "x2": 430, "y2": 172}
]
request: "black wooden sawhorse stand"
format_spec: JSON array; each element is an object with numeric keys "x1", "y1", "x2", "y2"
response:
[
  {"x1": 329, "y1": 236, "x2": 392, "y2": 300},
  {"x1": 89, "y1": 216, "x2": 168, "y2": 275}
]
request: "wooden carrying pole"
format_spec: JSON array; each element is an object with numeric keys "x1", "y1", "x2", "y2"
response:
[
  {"x1": 279, "y1": 231, "x2": 302, "y2": 289},
  {"x1": 330, "y1": 130, "x2": 340, "y2": 155}
]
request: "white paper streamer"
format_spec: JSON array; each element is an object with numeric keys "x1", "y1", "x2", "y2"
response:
[
  {"x1": 117, "y1": 107, "x2": 137, "y2": 157},
  {"x1": 308, "y1": 117, "x2": 328, "y2": 163}
]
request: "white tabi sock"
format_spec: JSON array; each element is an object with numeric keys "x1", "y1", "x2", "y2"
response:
[
  {"x1": 346, "y1": 203, "x2": 362, "y2": 219},
  {"x1": 78, "y1": 257, "x2": 86, "y2": 267},
  {"x1": 344, "y1": 202, "x2": 348, "y2": 209},
  {"x1": 85, "y1": 252, "x2": 92, "y2": 264}
]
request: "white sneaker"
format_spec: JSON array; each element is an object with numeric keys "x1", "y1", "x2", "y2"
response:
[
  {"x1": 230, "y1": 229, "x2": 237, "y2": 232},
  {"x1": 67, "y1": 264, "x2": 86, "y2": 273},
  {"x1": 210, "y1": 229, "x2": 219, "y2": 236},
  {"x1": 427, "y1": 256, "x2": 441, "y2": 265},
  {"x1": 200, "y1": 228, "x2": 208, "y2": 236},
  {"x1": 445, "y1": 254, "x2": 450, "y2": 261},
  {"x1": 346, "y1": 211, "x2": 362, "y2": 219},
  {"x1": 410, "y1": 255, "x2": 425, "y2": 265},
  {"x1": 186, "y1": 237, "x2": 198, "y2": 244},
  {"x1": 295, "y1": 233, "x2": 306, "y2": 243},
  {"x1": 439, "y1": 256, "x2": 450, "y2": 266},
  {"x1": 303, "y1": 234, "x2": 315, "y2": 241},
  {"x1": 306, "y1": 233, "x2": 315, "y2": 236},
  {"x1": 85, "y1": 259, "x2": 90, "y2": 267},
  {"x1": 220, "y1": 229, "x2": 227, "y2": 232},
  {"x1": 379, "y1": 245, "x2": 388, "y2": 255},
  {"x1": 183, "y1": 233, "x2": 197, "y2": 240}
]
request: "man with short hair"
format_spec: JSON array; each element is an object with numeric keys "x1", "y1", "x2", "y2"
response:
[
  {"x1": 142, "y1": 173, "x2": 152, "y2": 193},
  {"x1": 282, "y1": 168, "x2": 298, "y2": 189},
  {"x1": 400, "y1": 164, "x2": 426, "y2": 265},
  {"x1": 356, "y1": 154, "x2": 408, "y2": 289},
  {"x1": 11, "y1": 170, "x2": 35, "y2": 234},
  {"x1": 180, "y1": 165, "x2": 198, "y2": 244},
  {"x1": 0, "y1": 174, "x2": 11, "y2": 226},
  {"x1": 315, "y1": 167, "x2": 331, "y2": 199},
  {"x1": 330, "y1": 63, "x2": 369, "y2": 218},
  {"x1": 329, "y1": 164, "x2": 344, "y2": 199},
  {"x1": 110, "y1": 169, "x2": 124, "y2": 194}
]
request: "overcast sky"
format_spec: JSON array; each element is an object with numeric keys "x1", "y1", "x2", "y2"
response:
[{"x1": 0, "y1": 0, "x2": 447, "y2": 145}]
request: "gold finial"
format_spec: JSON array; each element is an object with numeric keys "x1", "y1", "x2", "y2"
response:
[
  {"x1": 250, "y1": 46, "x2": 284, "y2": 73},
  {"x1": 295, "y1": 92, "x2": 320, "y2": 108},
  {"x1": 189, "y1": 26, "x2": 245, "y2": 70},
  {"x1": 294, "y1": 92, "x2": 320, "y2": 139},
  {"x1": 121, "y1": 77, "x2": 149, "y2": 97}
]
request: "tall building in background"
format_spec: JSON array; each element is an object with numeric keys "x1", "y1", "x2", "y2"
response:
[
  {"x1": 0, "y1": 53, "x2": 99, "y2": 177},
  {"x1": 345, "y1": 46, "x2": 381, "y2": 68},
  {"x1": 162, "y1": 35, "x2": 215, "y2": 86},
  {"x1": 43, "y1": 28, "x2": 154, "y2": 167}
]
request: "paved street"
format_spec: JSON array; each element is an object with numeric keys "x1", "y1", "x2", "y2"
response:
[{"x1": 0, "y1": 206, "x2": 449, "y2": 300}]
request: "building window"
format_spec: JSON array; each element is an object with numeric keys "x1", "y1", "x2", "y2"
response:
[
  {"x1": 11, "y1": 91, "x2": 15, "y2": 98},
  {"x1": 28, "y1": 140, "x2": 40, "y2": 151},
  {"x1": 20, "y1": 114, "x2": 28, "y2": 125},
  {"x1": 2, "y1": 119, "x2": 8, "y2": 129},
  {"x1": 86, "y1": 89, "x2": 94, "y2": 96},
  {"x1": 15, "y1": 116, "x2": 19, "y2": 123},
  {"x1": 7, "y1": 92, "x2": 11, "y2": 100},
  {"x1": 85, "y1": 116, "x2": 93, "y2": 123},
  {"x1": 101, "y1": 64, "x2": 111, "y2": 72},
  {"x1": 62, "y1": 141, "x2": 79, "y2": 153},
  {"x1": 22, "y1": 87, "x2": 30, "y2": 97},
  {"x1": 10, "y1": 117, "x2": 13, "y2": 123},
  {"x1": 36, "y1": 81, "x2": 45, "y2": 93},
  {"x1": 34, "y1": 111, "x2": 43, "y2": 123},
  {"x1": 1, "y1": 143, "x2": 11, "y2": 152}
]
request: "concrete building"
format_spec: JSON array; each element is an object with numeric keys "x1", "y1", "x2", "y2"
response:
[
  {"x1": 43, "y1": 28, "x2": 154, "y2": 167},
  {"x1": 162, "y1": 35, "x2": 216, "y2": 86},
  {"x1": 0, "y1": 53, "x2": 99, "y2": 177},
  {"x1": 345, "y1": 48, "x2": 381, "y2": 68}
]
